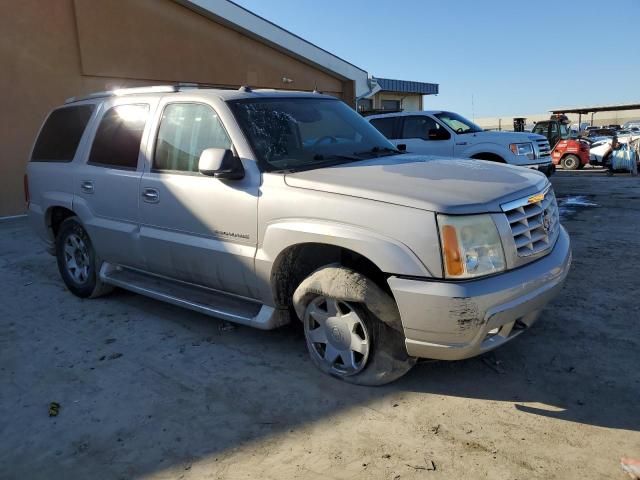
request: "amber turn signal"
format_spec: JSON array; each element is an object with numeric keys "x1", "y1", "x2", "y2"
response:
[{"x1": 441, "y1": 225, "x2": 463, "y2": 276}]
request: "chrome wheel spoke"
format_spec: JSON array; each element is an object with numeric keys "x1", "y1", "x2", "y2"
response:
[
  {"x1": 308, "y1": 326, "x2": 328, "y2": 344},
  {"x1": 324, "y1": 344, "x2": 340, "y2": 364},
  {"x1": 326, "y1": 298, "x2": 340, "y2": 317},
  {"x1": 340, "y1": 350, "x2": 357, "y2": 370},
  {"x1": 308, "y1": 304, "x2": 328, "y2": 325},
  {"x1": 350, "y1": 335, "x2": 368, "y2": 355},
  {"x1": 341, "y1": 311, "x2": 359, "y2": 331}
]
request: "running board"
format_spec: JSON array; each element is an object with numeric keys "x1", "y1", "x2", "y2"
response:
[{"x1": 99, "y1": 263, "x2": 282, "y2": 330}]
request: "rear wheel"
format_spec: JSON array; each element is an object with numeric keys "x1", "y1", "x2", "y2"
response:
[
  {"x1": 55, "y1": 217, "x2": 113, "y2": 298},
  {"x1": 561, "y1": 154, "x2": 580, "y2": 170},
  {"x1": 293, "y1": 265, "x2": 415, "y2": 385}
]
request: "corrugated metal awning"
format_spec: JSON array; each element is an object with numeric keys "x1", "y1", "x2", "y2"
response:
[{"x1": 374, "y1": 77, "x2": 439, "y2": 95}]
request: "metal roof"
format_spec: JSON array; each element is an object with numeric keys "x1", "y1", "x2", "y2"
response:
[
  {"x1": 550, "y1": 102, "x2": 640, "y2": 114},
  {"x1": 374, "y1": 77, "x2": 439, "y2": 95}
]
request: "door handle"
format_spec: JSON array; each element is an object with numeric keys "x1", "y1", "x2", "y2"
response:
[
  {"x1": 142, "y1": 188, "x2": 159, "y2": 203},
  {"x1": 80, "y1": 181, "x2": 94, "y2": 194},
  {"x1": 456, "y1": 142, "x2": 468, "y2": 146}
]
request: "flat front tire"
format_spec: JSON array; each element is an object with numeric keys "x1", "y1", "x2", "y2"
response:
[
  {"x1": 55, "y1": 217, "x2": 113, "y2": 298},
  {"x1": 293, "y1": 266, "x2": 415, "y2": 386}
]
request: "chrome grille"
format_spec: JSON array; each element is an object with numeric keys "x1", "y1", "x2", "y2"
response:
[
  {"x1": 536, "y1": 139, "x2": 551, "y2": 158},
  {"x1": 502, "y1": 187, "x2": 559, "y2": 257}
]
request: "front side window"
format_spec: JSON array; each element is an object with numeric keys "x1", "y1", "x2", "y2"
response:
[
  {"x1": 229, "y1": 98, "x2": 397, "y2": 172},
  {"x1": 370, "y1": 117, "x2": 396, "y2": 138},
  {"x1": 401, "y1": 116, "x2": 447, "y2": 140},
  {"x1": 434, "y1": 111, "x2": 483, "y2": 134},
  {"x1": 31, "y1": 105, "x2": 95, "y2": 162},
  {"x1": 88, "y1": 104, "x2": 149, "y2": 169},
  {"x1": 154, "y1": 103, "x2": 231, "y2": 172}
]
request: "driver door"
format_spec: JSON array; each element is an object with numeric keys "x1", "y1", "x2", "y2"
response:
[{"x1": 398, "y1": 116, "x2": 454, "y2": 156}]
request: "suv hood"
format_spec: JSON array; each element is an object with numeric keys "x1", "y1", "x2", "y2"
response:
[{"x1": 284, "y1": 154, "x2": 548, "y2": 214}]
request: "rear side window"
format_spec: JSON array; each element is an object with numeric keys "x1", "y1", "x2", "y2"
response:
[
  {"x1": 88, "y1": 104, "x2": 149, "y2": 169},
  {"x1": 31, "y1": 105, "x2": 94, "y2": 162},
  {"x1": 370, "y1": 117, "x2": 396, "y2": 138},
  {"x1": 154, "y1": 103, "x2": 231, "y2": 173}
]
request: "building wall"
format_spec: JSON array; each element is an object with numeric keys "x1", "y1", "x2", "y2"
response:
[
  {"x1": 0, "y1": 0, "x2": 353, "y2": 217},
  {"x1": 372, "y1": 92, "x2": 423, "y2": 112},
  {"x1": 475, "y1": 109, "x2": 640, "y2": 131}
]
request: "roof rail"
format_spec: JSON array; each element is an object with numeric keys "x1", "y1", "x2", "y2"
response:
[
  {"x1": 64, "y1": 85, "x2": 178, "y2": 104},
  {"x1": 63, "y1": 83, "x2": 218, "y2": 104}
]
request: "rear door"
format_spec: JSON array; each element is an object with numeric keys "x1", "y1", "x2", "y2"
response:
[
  {"x1": 398, "y1": 115, "x2": 454, "y2": 156},
  {"x1": 73, "y1": 99, "x2": 156, "y2": 269},
  {"x1": 137, "y1": 100, "x2": 259, "y2": 298}
]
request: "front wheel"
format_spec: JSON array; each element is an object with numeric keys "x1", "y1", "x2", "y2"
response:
[
  {"x1": 561, "y1": 154, "x2": 580, "y2": 170},
  {"x1": 55, "y1": 217, "x2": 113, "y2": 298},
  {"x1": 293, "y1": 266, "x2": 415, "y2": 385}
]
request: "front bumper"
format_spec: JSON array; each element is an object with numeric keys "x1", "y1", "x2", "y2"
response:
[{"x1": 388, "y1": 226, "x2": 571, "y2": 360}]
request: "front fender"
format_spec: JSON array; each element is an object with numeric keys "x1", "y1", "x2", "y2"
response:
[
  {"x1": 256, "y1": 219, "x2": 432, "y2": 279},
  {"x1": 462, "y1": 143, "x2": 511, "y2": 161}
]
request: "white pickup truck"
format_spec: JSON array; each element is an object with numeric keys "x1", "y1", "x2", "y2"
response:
[{"x1": 366, "y1": 111, "x2": 554, "y2": 176}]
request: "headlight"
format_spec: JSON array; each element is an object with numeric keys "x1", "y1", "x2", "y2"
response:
[
  {"x1": 437, "y1": 214, "x2": 506, "y2": 279},
  {"x1": 509, "y1": 142, "x2": 535, "y2": 160}
]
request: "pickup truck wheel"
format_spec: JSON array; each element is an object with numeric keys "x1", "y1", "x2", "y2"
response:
[
  {"x1": 55, "y1": 217, "x2": 113, "y2": 298},
  {"x1": 561, "y1": 154, "x2": 580, "y2": 170},
  {"x1": 293, "y1": 266, "x2": 415, "y2": 386}
]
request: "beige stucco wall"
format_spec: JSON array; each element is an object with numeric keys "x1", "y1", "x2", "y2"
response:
[
  {"x1": 372, "y1": 92, "x2": 423, "y2": 112},
  {"x1": 0, "y1": 0, "x2": 352, "y2": 217}
]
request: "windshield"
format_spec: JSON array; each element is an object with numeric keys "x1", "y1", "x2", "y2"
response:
[
  {"x1": 229, "y1": 98, "x2": 399, "y2": 171},
  {"x1": 434, "y1": 111, "x2": 483, "y2": 134}
]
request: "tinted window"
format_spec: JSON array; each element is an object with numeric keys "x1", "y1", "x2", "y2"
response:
[
  {"x1": 370, "y1": 117, "x2": 396, "y2": 138},
  {"x1": 31, "y1": 105, "x2": 94, "y2": 162},
  {"x1": 402, "y1": 116, "x2": 445, "y2": 140},
  {"x1": 154, "y1": 103, "x2": 231, "y2": 172},
  {"x1": 88, "y1": 104, "x2": 149, "y2": 169}
]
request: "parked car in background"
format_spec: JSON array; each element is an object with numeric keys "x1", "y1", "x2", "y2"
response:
[
  {"x1": 587, "y1": 128, "x2": 617, "y2": 139},
  {"x1": 25, "y1": 86, "x2": 571, "y2": 385},
  {"x1": 365, "y1": 111, "x2": 554, "y2": 175}
]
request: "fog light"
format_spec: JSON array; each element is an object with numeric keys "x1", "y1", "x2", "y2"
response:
[{"x1": 487, "y1": 327, "x2": 500, "y2": 336}]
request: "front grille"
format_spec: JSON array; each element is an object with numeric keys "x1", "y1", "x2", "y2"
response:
[
  {"x1": 536, "y1": 139, "x2": 552, "y2": 158},
  {"x1": 503, "y1": 187, "x2": 559, "y2": 257}
]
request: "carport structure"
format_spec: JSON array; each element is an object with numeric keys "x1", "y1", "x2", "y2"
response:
[{"x1": 550, "y1": 102, "x2": 640, "y2": 127}]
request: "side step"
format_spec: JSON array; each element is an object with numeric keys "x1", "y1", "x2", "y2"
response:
[{"x1": 99, "y1": 264, "x2": 282, "y2": 330}]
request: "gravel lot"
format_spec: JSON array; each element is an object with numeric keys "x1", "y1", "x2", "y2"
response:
[{"x1": 1, "y1": 171, "x2": 639, "y2": 480}]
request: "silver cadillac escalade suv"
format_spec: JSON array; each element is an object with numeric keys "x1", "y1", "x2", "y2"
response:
[{"x1": 26, "y1": 86, "x2": 571, "y2": 385}]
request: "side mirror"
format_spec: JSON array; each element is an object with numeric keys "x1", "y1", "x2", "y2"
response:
[
  {"x1": 198, "y1": 148, "x2": 244, "y2": 180},
  {"x1": 397, "y1": 143, "x2": 407, "y2": 152},
  {"x1": 427, "y1": 128, "x2": 450, "y2": 140}
]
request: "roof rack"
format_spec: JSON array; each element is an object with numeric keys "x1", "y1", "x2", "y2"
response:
[{"x1": 63, "y1": 83, "x2": 211, "y2": 104}]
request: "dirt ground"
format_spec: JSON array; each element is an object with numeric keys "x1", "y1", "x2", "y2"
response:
[{"x1": 1, "y1": 170, "x2": 639, "y2": 480}]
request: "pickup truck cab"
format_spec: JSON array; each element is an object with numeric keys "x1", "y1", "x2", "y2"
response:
[
  {"x1": 26, "y1": 86, "x2": 571, "y2": 385},
  {"x1": 366, "y1": 111, "x2": 554, "y2": 176}
]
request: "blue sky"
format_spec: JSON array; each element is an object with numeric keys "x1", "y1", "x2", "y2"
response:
[{"x1": 233, "y1": 0, "x2": 640, "y2": 118}]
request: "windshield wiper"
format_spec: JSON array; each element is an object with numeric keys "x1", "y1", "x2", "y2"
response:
[{"x1": 352, "y1": 146, "x2": 403, "y2": 157}]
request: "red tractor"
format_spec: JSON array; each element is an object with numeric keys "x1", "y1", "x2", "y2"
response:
[{"x1": 532, "y1": 115, "x2": 590, "y2": 170}]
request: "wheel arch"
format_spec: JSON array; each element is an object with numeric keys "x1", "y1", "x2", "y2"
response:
[
  {"x1": 258, "y1": 220, "x2": 433, "y2": 311},
  {"x1": 470, "y1": 152, "x2": 506, "y2": 163}
]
